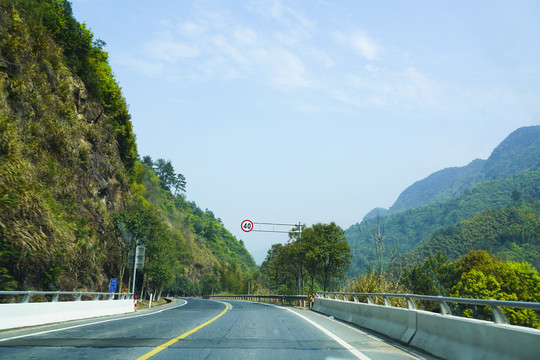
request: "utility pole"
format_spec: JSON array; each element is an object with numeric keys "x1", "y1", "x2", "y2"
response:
[
  {"x1": 130, "y1": 245, "x2": 145, "y2": 297},
  {"x1": 297, "y1": 221, "x2": 303, "y2": 296},
  {"x1": 241, "y1": 220, "x2": 303, "y2": 295}
]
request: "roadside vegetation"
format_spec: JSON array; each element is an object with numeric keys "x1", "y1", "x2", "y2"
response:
[{"x1": 0, "y1": 0, "x2": 255, "y2": 299}]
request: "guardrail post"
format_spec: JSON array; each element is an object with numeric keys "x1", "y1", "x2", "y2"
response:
[
  {"x1": 406, "y1": 297, "x2": 416, "y2": 310},
  {"x1": 353, "y1": 296, "x2": 359, "y2": 303},
  {"x1": 367, "y1": 296, "x2": 374, "y2": 304},
  {"x1": 52, "y1": 292, "x2": 60, "y2": 302},
  {"x1": 383, "y1": 296, "x2": 391, "y2": 307},
  {"x1": 439, "y1": 301, "x2": 452, "y2": 315},
  {"x1": 93, "y1": 294, "x2": 100, "y2": 301},
  {"x1": 491, "y1": 306, "x2": 508, "y2": 324},
  {"x1": 75, "y1": 292, "x2": 82, "y2": 301},
  {"x1": 21, "y1": 292, "x2": 31, "y2": 303},
  {"x1": 342, "y1": 295, "x2": 347, "y2": 301}
]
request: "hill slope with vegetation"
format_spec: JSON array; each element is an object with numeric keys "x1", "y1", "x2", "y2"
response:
[
  {"x1": 408, "y1": 202, "x2": 540, "y2": 270},
  {"x1": 347, "y1": 141, "x2": 540, "y2": 276},
  {"x1": 0, "y1": 0, "x2": 254, "y2": 297},
  {"x1": 364, "y1": 125, "x2": 540, "y2": 220}
]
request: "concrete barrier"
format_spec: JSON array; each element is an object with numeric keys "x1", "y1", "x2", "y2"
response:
[
  {"x1": 314, "y1": 297, "x2": 416, "y2": 343},
  {"x1": 0, "y1": 299, "x2": 134, "y2": 330},
  {"x1": 410, "y1": 310, "x2": 540, "y2": 360},
  {"x1": 313, "y1": 297, "x2": 540, "y2": 360}
]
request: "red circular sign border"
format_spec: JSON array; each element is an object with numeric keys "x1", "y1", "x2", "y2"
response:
[{"x1": 241, "y1": 219, "x2": 254, "y2": 232}]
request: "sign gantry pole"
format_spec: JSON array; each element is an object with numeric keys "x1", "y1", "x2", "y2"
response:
[
  {"x1": 241, "y1": 220, "x2": 302, "y2": 234},
  {"x1": 241, "y1": 220, "x2": 304, "y2": 295}
]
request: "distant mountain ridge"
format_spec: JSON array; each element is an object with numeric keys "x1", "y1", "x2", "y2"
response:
[{"x1": 364, "y1": 125, "x2": 540, "y2": 220}]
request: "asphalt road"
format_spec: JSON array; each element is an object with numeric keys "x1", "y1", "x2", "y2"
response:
[{"x1": 0, "y1": 298, "x2": 437, "y2": 360}]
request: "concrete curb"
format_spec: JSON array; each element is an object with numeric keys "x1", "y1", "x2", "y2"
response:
[
  {"x1": 0, "y1": 299, "x2": 134, "y2": 330},
  {"x1": 313, "y1": 297, "x2": 540, "y2": 360}
]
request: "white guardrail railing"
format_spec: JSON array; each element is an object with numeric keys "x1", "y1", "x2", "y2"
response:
[
  {"x1": 0, "y1": 290, "x2": 134, "y2": 302},
  {"x1": 314, "y1": 291, "x2": 540, "y2": 360},
  {"x1": 210, "y1": 291, "x2": 540, "y2": 359},
  {"x1": 0, "y1": 290, "x2": 136, "y2": 330},
  {"x1": 315, "y1": 291, "x2": 540, "y2": 325}
]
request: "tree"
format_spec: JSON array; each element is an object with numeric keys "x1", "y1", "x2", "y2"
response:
[
  {"x1": 275, "y1": 243, "x2": 302, "y2": 294},
  {"x1": 153, "y1": 159, "x2": 175, "y2": 191},
  {"x1": 300, "y1": 223, "x2": 352, "y2": 292},
  {"x1": 141, "y1": 155, "x2": 153, "y2": 168},
  {"x1": 260, "y1": 244, "x2": 284, "y2": 291},
  {"x1": 174, "y1": 173, "x2": 186, "y2": 194},
  {"x1": 152, "y1": 158, "x2": 186, "y2": 194},
  {"x1": 113, "y1": 201, "x2": 177, "y2": 296},
  {"x1": 511, "y1": 189, "x2": 522, "y2": 204},
  {"x1": 362, "y1": 213, "x2": 386, "y2": 278},
  {"x1": 451, "y1": 250, "x2": 540, "y2": 327},
  {"x1": 200, "y1": 274, "x2": 220, "y2": 296},
  {"x1": 403, "y1": 250, "x2": 540, "y2": 328}
]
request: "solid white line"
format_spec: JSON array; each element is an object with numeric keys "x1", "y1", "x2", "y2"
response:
[
  {"x1": 0, "y1": 299, "x2": 188, "y2": 343},
  {"x1": 282, "y1": 307, "x2": 373, "y2": 360},
  {"x1": 259, "y1": 302, "x2": 424, "y2": 360},
  {"x1": 315, "y1": 313, "x2": 426, "y2": 360}
]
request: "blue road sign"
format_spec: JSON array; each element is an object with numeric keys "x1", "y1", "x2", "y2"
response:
[{"x1": 109, "y1": 278, "x2": 118, "y2": 293}]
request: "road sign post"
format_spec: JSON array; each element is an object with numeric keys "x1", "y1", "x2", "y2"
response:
[
  {"x1": 131, "y1": 245, "x2": 146, "y2": 296},
  {"x1": 241, "y1": 220, "x2": 303, "y2": 295}
]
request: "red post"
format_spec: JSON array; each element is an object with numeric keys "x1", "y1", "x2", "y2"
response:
[{"x1": 134, "y1": 296, "x2": 138, "y2": 312}]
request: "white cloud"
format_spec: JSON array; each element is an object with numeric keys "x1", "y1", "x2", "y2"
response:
[
  {"x1": 336, "y1": 65, "x2": 441, "y2": 112},
  {"x1": 268, "y1": 49, "x2": 312, "y2": 90},
  {"x1": 253, "y1": 0, "x2": 315, "y2": 31},
  {"x1": 124, "y1": 2, "x2": 318, "y2": 91},
  {"x1": 334, "y1": 31, "x2": 380, "y2": 61},
  {"x1": 350, "y1": 33, "x2": 379, "y2": 60},
  {"x1": 144, "y1": 31, "x2": 199, "y2": 62},
  {"x1": 233, "y1": 27, "x2": 258, "y2": 45}
]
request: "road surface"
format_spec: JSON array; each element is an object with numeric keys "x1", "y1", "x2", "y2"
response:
[{"x1": 0, "y1": 298, "x2": 437, "y2": 359}]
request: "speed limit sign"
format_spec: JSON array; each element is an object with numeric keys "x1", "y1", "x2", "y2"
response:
[{"x1": 241, "y1": 219, "x2": 253, "y2": 232}]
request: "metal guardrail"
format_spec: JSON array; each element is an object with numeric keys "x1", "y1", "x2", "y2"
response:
[
  {"x1": 207, "y1": 294, "x2": 309, "y2": 304},
  {"x1": 0, "y1": 291, "x2": 134, "y2": 303},
  {"x1": 315, "y1": 291, "x2": 540, "y2": 325}
]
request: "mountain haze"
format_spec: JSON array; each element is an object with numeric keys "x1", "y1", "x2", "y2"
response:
[
  {"x1": 347, "y1": 125, "x2": 540, "y2": 276},
  {"x1": 364, "y1": 126, "x2": 540, "y2": 221}
]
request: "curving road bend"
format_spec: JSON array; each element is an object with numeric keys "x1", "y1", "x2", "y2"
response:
[{"x1": 0, "y1": 298, "x2": 437, "y2": 359}]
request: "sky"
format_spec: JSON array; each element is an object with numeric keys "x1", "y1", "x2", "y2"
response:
[{"x1": 70, "y1": 0, "x2": 540, "y2": 263}]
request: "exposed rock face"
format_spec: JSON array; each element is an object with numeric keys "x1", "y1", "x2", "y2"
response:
[{"x1": 0, "y1": 5, "x2": 130, "y2": 290}]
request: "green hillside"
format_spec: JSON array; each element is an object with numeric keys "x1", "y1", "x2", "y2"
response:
[
  {"x1": 0, "y1": 0, "x2": 254, "y2": 296},
  {"x1": 409, "y1": 203, "x2": 540, "y2": 270},
  {"x1": 346, "y1": 168, "x2": 540, "y2": 275},
  {"x1": 364, "y1": 125, "x2": 540, "y2": 220}
]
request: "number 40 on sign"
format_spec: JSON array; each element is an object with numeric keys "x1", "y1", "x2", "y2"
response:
[{"x1": 241, "y1": 219, "x2": 253, "y2": 232}]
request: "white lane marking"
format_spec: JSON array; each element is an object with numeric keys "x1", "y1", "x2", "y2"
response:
[
  {"x1": 282, "y1": 307, "x2": 373, "y2": 360},
  {"x1": 223, "y1": 300, "x2": 427, "y2": 360},
  {"x1": 316, "y1": 313, "x2": 426, "y2": 360},
  {"x1": 0, "y1": 299, "x2": 188, "y2": 343},
  {"x1": 268, "y1": 304, "x2": 426, "y2": 360}
]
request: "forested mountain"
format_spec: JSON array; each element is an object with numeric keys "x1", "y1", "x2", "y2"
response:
[
  {"x1": 482, "y1": 126, "x2": 540, "y2": 179},
  {"x1": 347, "y1": 126, "x2": 540, "y2": 276},
  {"x1": 0, "y1": 0, "x2": 254, "y2": 296},
  {"x1": 409, "y1": 203, "x2": 540, "y2": 271},
  {"x1": 364, "y1": 126, "x2": 540, "y2": 220}
]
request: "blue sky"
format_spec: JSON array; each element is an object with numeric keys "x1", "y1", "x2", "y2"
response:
[{"x1": 71, "y1": 0, "x2": 540, "y2": 263}]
